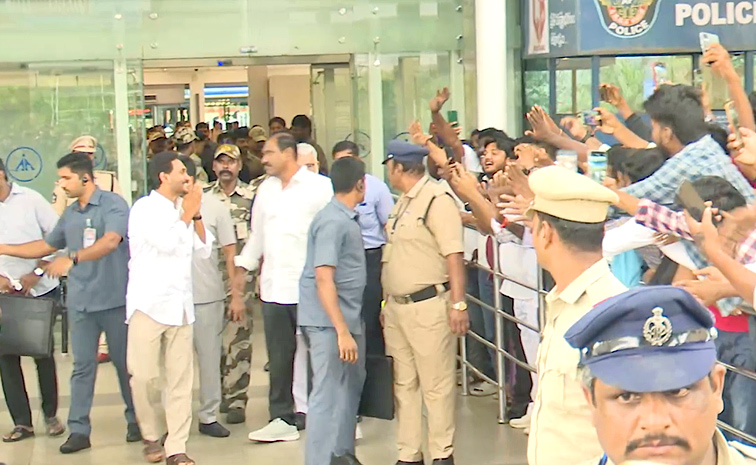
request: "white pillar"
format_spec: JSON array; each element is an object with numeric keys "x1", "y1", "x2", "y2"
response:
[
  {"x1": 475, "y1": 0, "x2": 518, "y2": 135},
  {"x1": 113, "y1": 58, "x2": 133, "y2": 205},
  {"x1": 189, "y1": 72, "x2": 205, "y2": 127},
  {"x1": 247, "y1": 66, "x2": 270, "y2": 127}
]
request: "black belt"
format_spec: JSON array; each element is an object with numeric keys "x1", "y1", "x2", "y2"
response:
[
  {"x1": 392, "y1": 282, "x2": 450, "y2": 305},
  {"x1": 365, "y1": 247, "x2": 383, "y2": 255}
]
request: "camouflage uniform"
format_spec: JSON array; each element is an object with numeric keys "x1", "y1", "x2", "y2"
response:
[{"x1": 204, "y1": 176, "x2": 264, "y2": 409}]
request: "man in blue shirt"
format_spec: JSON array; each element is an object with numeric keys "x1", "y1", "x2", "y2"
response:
[
  {"x1": 0, "y1": 153, "x2": 138, "y2": 454},
  {"x1": 299, "y1": 156, "x2": 368, "y2": 465},
  {"x1": 333, "y1": 141, "x2": 394, "y2": 356}
]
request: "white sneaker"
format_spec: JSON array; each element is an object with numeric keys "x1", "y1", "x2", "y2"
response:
[
  {"x1": 355, "y1": 424, "x2": 363, "y2": 441},
  {"x1": 509, "y1": 411, "x2": 532, "y2": 429},
  {"x1": 469, "y1": 382, "x2": 498, "y2": 397},
  {"x1": 248, "y1": 418, "x2": 300, "y2": 443}
]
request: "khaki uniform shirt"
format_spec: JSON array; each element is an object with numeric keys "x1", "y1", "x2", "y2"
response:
[
  {"x1": 576, "y1": 430, "x2": 756, "y2": 465},
  {"x1": 190, "y1": 153, "x2": 209, "y2": 184},
  {"x1": 381, "y1": 176, "x2": 463, "y2": 297},
  {"x1": 204, "y1": 178, "x2": 263, "y2": 289},
  {"x1": 51, "y1": 170, "x2": 123, "y2": 215},
  {"x1": 528, "y1": 259, "x2": 627, "y2": 465}
]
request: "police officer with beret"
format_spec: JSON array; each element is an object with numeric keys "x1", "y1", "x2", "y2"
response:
[
  {"x1": 565, "y1": 286, "x2": 756, "y2": 465},
  {"x1": 381, "y1": 140, "x2": 468, "y2": 465},
  {"x1": 524, "y1": 166, "x2": 627, "y2": 465}
]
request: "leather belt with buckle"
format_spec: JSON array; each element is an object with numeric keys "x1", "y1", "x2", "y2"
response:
[{"x1": 392, "y1": 282, "x2": 450, "y2": 305}]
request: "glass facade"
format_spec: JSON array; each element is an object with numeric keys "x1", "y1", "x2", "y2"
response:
[{"x1": 0, "y1": 0, "x2": 475, "y2": 200}]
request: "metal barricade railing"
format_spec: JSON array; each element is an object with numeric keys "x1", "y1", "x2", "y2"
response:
[{"x1": 458, "y1": 232, "x2": 542, "y2": 424}]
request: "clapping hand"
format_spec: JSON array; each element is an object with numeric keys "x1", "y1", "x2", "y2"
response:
[
  {"x1": 182, "y1": 182, "x2": 203, "y2": 220},
  {"x1": 447, "y1": 163, "x2": 481, "y2": 203}
]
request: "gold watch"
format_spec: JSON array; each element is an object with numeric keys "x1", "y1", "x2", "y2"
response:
[{"x1": 452, "y1": 301, "x2": 468, "y2": 312}]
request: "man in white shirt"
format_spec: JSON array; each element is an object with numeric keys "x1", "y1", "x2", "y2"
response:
[
  {"x1": 231, "y1": 132, "x2": 333, "y2": 443},
  {"x1": 126, "y1": 151, "x2": 213, "y2": 465},
  {"x1": 0, "y1": 159, "x2": 65, "y2": 441}
]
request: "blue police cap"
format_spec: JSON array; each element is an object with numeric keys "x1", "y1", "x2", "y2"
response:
[
  {"x1": 564, "y1": 286, "x2": 718, "y2": 393},
  {"x1": 382, "y1": 140, "x2": 430, "y2": 165}
]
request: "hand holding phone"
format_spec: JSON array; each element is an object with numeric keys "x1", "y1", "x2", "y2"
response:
[
  {"x1": 676, "y1": 180, "x2": 716, "y2": 224},
  {"x1": 699, "y1": 32, "x2": 720, "y2": 64},
  {"x1": 578, "y1": 110, "x2": 601, "y2": 128}
]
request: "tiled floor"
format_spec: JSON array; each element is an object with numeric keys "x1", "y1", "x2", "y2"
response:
[{"x1": 0, "y1": 318, "x2": 528, "y2": 465}]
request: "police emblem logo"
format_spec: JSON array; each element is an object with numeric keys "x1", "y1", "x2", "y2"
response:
[
  {"x1": 595, "y1": 0, "x2": 660, "y2": 39},
  {"x1": 643, "y1": 307, "x2": 673, "y2": 346}
]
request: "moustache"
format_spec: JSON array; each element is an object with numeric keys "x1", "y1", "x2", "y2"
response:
[
  {"x1": 626, "y1": 434, "x2": 691, "y2": 455},
  {"x1": 219, "y1": 170, "x2": 233, "y2": 177}
]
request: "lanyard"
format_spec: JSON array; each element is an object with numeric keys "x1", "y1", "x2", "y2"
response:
[
  {"x1": 389, "y1": 178, "x2": 429, "y2": 234},
  {"x1": 598, "y1": 455, "x2": 608, "y2": 465}
]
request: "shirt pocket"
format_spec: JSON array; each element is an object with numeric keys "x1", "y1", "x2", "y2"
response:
[{"x1": 540, "y1": 342, "x2": 580, "y2": 411}]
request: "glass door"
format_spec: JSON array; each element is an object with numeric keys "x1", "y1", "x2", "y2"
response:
[{"x1": 311, "y1": 63, "x2": 354, "y2": 169}]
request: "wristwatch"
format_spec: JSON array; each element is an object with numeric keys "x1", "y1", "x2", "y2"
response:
[
  {"x1": 33, "y1": 267, "x2": 44, "y2": 277},
  {"x1": 452, "y1": 301, "x2": 468, "y2": 312},
  {"x1": 68, "y1": 251, "x2": 79, "y2": 266},
  {"x1": 193, "y1": 215, "x2": 203, "y2": 221}
]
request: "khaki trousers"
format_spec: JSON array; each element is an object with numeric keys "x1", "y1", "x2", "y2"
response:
[
  {"x1": 383, "y1": 294, "x2": 456, "y2": 462},
  {"x1": 127, "y1": 311, "x2": 194, "y2": 457}
]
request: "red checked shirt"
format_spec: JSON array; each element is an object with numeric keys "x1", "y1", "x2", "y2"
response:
[{"x1": 635, "y1": 198, "x2": 756, "y2": 266}]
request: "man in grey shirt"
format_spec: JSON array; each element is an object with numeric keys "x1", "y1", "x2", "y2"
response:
[
  {"x1": 298, "y1": 157, "x2": 367, "y2": 465},
  {"x1": 0, "y1": 153, "x2": 138, "y2": 454},
  {"x1": 181, "y1": 156, "x2": 237, "y2": 439}
]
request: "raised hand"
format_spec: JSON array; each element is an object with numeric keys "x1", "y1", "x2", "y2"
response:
[{"x1": 429, "y1": 87, "x2": 451, "y2": 113}]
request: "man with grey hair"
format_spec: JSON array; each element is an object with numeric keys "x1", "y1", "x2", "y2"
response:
[{"x1": 297, "y1": 143, "x2": 320, "y2": 174}]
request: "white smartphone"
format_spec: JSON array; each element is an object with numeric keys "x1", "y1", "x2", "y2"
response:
[{"x1": 699, "y1": 32, "x2": 720, "y2": 54}]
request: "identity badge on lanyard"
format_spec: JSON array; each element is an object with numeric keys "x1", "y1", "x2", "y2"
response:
[{"x1": 83, "y1": 218, "x2": 97, "y2": 249}]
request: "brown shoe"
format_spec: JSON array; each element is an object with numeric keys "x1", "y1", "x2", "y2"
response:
[
  {"x1": 142, "y1": 440, "x2": 165, "y2": 463},
  {"x1": 166, "y1": 453, "x2": 195, "y2": 465}
]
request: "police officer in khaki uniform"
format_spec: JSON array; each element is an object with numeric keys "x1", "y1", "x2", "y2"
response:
[
  {"x1": 523, "y1": 166, "x2": 627, "y2": 465},
  {"x1": 566, "y1": 286, "x2": 756, "y2": 465},
  {"x1": 51, "y1": 136, "x2": 124, "y2": 215},
  {"x1": 381, "y1": 140, "x2": 469, "y2": 465},
  {"x1": 204, "y1": 143, "x2": 264, "y2": 425}
]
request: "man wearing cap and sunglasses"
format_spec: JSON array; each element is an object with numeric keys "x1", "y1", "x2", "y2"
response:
[
  {"x1": 51, "y1": 135, "x2": 124, "y2": 216},
  {"x1": 203, "y1": 143, "x2": 264, "y2": 425},
  {"x1": 567, "y1": 286, "x2": 756, "y2": 465}
]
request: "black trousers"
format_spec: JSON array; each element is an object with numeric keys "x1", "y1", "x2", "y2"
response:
[
  {"x1": 501, "y1": 295, "x2": 533, "y2": 408},
  {"x1": 262, "y1": 301, "x2": 298, "y2": 425},
  {"x1": 362, "y1": 248, "x2": 385, "y2": 356},
  {"x1": 0, "y1": 351, "x2": 58, "y2": 427}
]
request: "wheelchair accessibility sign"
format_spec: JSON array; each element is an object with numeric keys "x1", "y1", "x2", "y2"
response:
[{"x1": 5, "y1": 147, "x2": 43, "y2": 183}]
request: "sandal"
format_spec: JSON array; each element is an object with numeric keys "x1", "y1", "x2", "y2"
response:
[
  {"x1": 142, "y1": 440, "x2": 165, "y2": 463},
  {"x1": 2, "y1": 425, "x2": 34, "y2": 443},
  {"x1": 166, "y1": 453, "x2": 196, "y2": 465},
  {"x1": 45, "y1": 417, "x2": 66, "y2": 437}
]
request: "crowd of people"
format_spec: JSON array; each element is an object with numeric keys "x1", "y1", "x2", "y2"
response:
[{"x1": 4, "y1": 40, "x2": 756, "y2": 465}]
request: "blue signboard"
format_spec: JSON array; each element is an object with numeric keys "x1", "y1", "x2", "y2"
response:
[{"x1": 524, "y1": 0, "x2": 756, "y2": 58}]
